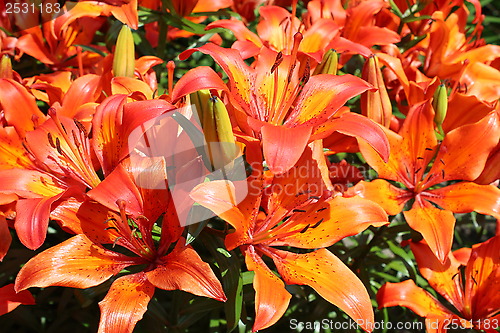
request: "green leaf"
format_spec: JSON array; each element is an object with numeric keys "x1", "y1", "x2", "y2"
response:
[{"x1": 201, "y1": 233, "x2": 243, "y2": 333}]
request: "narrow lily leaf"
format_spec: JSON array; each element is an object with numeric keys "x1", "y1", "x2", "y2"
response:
[
  {"x1": 273, "y1": 248, "x2": 375, "y2": 332},
  {"x1": 146, "y1": 240, "x2": 226, "y2": 302},
  {"x1": 15, "y1": 234, "x2": 137, "y2": 292},
  {"x1": 0, "y1": 284, "x2": 35, "y2": 316},
  {"x1": 377, "y1": 280, "x2": 452, "y2": 318},
  {"x1": 98, "y1": 273, "x2": 155, "y2": 333},
  {"x1": 245, "y1": 246, "x2": 291, "y2": 332},
  {"x1": 201, "y1": 233, "x2": 243, "y2": 333}
]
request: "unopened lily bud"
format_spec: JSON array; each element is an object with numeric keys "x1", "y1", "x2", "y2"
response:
[
  {"x1": 361, "y1": 55, "x2": 392, "y2": 127},
  {"x1": 190, "y1": 89, "x2": 211, "y2": 126},
  {"x1": 113, "y1": 25, "x2": 135, "y2": 78},
  {"x1": 432, "y1": 84, "x2": 448, "y2": 129},
  {"x1": 212, "y1": 96, "x2": 238, "y2": 165},
  {"x1": 200, "y1": 95, "x2": 238, "y2": 170},
  {"x1": 0, "y1": 55, "x2": 13, "y2": 79},
  {"x1": 313, "y1": 49, "x2": 338, "y2": 75}
]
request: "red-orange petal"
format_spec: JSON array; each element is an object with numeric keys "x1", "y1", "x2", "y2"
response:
[
  {"x1": 98, "y1": 272, "x2": 154, "y2": 333},
  {"x1": 0, "y1": 283, "x2": 35, "y2": 316},
  {"x1": 425, "y1": 182, "x2": 500, "y2": 219},
  {"x1": 170, "y1": 66, "x2": 229, "y2": 103},
  {"x1": 0, "y1": 217, "x2": 12, "y2": 261},
  {"x1": 409, "y1": 241, "x2": 464, "y2": 312},
  {"x1": 270, "y1": 196, "x2": 388, "y2": 249},
  {"x1": 404, "y1": 202, "x2": 456, "y2": 263},
  {"x1": 347, "y1": 179, "x2": 410, "y2": 215},
  {"x1": 0, "y1": 79, "x2": 45, "y2": 137},
  {"x1": 464, "y1": 235, "x2": 500, "y2": 319},
  {"x1": 315, "y1": 112, "x2": 390, "y2": 163},
  {"x1": 146, "y1": 240, "x2": 226, "y2": 301},
  {"x1": 261, "y1": 123, "x2": 312, "y2": 174},
  {"x1": 245, "y1": 246, "x2": 291, "y2": 332},
  {"x1": 377, "y1": 280, "x2": 452, "y2": 318},
  {"x1": 273, "y1": 248, "x2": 375, "y2": 332},
  {"x1": 15, "y1": 234, "x2": 138, "y2": 292},
  {"x1": 426, "y1": 111, "x2": 500, "y2": 186},
  {"x1": 15, "y1": 194, "x2": 65, "y2": 250}
]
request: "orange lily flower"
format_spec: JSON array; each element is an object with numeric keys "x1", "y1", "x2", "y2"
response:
[
  {"x1": 377, "y1": 236, "x2": 500, "y2": 332},
  {"x1": 207, "y1": 5, "x2": 340, "y2": 62},
  {"x1": 0, "y1": 284, "x2": 35, "y2": 316},
  {"x1": 14, "y1": 1, "x2": 108, "y2": 72},
  {"x1": 306, "y1": 0, "x2": 400, "y2": 53},
  {"x1": 15, "y1": 161, "x2": 226, "y2": 333},
  {"x1": 347, "y1": 101, "x2": 500, "y2": 262},
  {"x1": 191, "y1": 143, "x2": 388, "y2": 331},
  {"x1": 177, "y1": 41, "x2": 389, "y2": 174}
]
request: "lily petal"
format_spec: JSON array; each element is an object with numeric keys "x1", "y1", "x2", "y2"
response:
[
  {"x1": 171, "y1": 66, "x2": 229, "y2": 103},
  {"x1": 15, "y1": 234, "x2": 137, "y2": 292},
  {"x1": 425, "y1": 182, "x2": 500, "y2": 219},
  {"x1": 271, "y1": 196, "x2": 388, "y2": 249},
  {"x1": 180, "y1": 44, "x2": 253, "y2": 113},
  {"x1": 0, "y1": 284, "x2": 35, "y2": 316},
  {"x1": 404, "y1": 202, "x2": 455, "y2": 263},
  {"x1": 286, "y1": 74, "x2": 373, "y2": 127},
  {"x1": 98, "y1": 272, "x2": 154, "y2": 333},
  {"x1": 146, "y1": 239, "x2": 226, "y2": 301},
  {"x1": 261, "y1": 123, "x2": 312, "y2": 174},
  {"x1": 347, "y1": 179, "x2": 410, "y2": 215},
  {"x1": 245, "y1": 246, "x2": 291, "y2": 332},
  {"x1": 319, "y1": 112, "x2": 390, "y2": 162},
  {"x1": 0, "y1": 79, "x2": 45, "y2": 136},
  {"x1": 0, "y1": 217, "x2": 12, "y2": 261},
  {"x1": 377, "y1": 280, "x2": 452, "y2": 318},
  {"x1": 465, "y1": 235, "x2": 500, "y2": 319},
  {"x1": 15, "y1": 193, "x2": 65, "y2": 250},
  {"x1": 426, "y1": 111, "x2": 500, "y2": 186},
  {"x1": 410, "y1": 241, "x2": 464, "y2": 312},
  {"x1": 273, "y1": 248, "x2": 375, "y2": 332}
]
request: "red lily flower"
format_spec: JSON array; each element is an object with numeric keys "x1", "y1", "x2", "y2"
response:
[
  {"x1": 177, "y1": 41, "x2": 389, "y2": 174},
  {"x1": 377, "y1": 236, "x2": 500, "y2": 332},
  {"x1": 15, "y1": 161, "x2": 226, "y2": 333},
  {"x1": 347, "y1": 101, "x2": 500, "y2": 262},
  {"x1": 191, "y1": 143, "x2": 388, "y2": 331}
]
